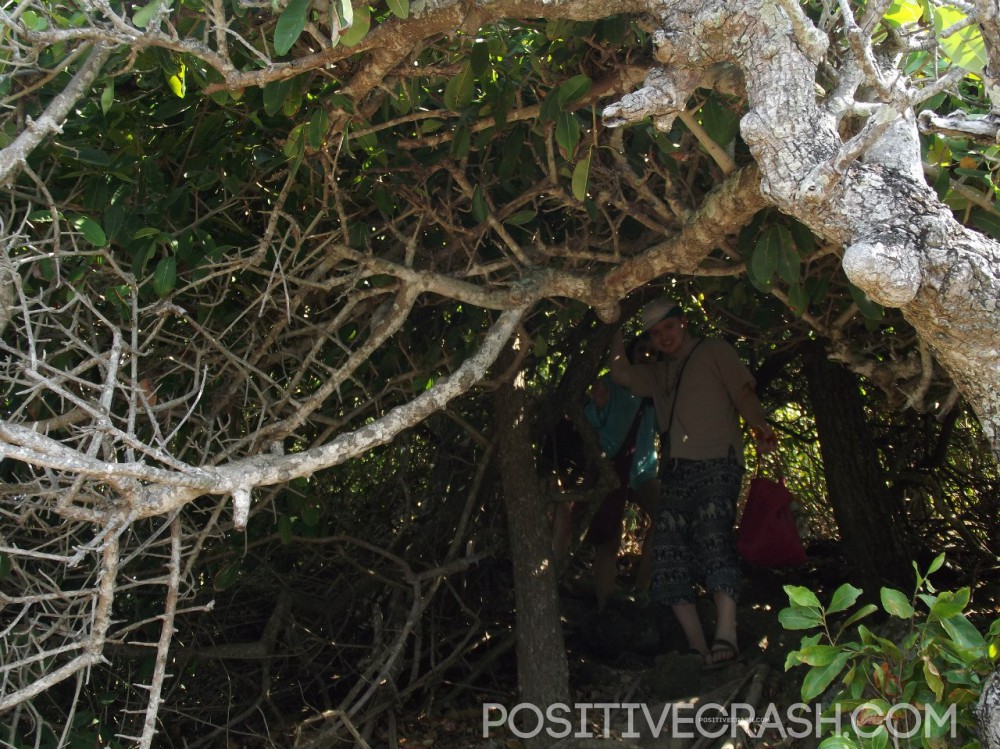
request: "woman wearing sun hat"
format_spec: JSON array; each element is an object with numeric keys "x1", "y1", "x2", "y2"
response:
[{"x1": 609, "y1": 297, "x2": 777, "y2": 666}]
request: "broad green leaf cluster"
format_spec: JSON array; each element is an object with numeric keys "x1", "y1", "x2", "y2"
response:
[{"x1": 781, "y1": 555, "x2": 1000, "y2": 748}]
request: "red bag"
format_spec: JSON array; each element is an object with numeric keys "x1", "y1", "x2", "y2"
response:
[{"x1": 737, "y1": 476, "x2": 807, "y2": 567}]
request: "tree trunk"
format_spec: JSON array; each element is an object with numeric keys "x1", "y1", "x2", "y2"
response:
[
  {"x1": 601, "y1": 0, "x2": 1000, "y2": 464},
  {"x1": 495, "y1": 374, "x2": 570, "y2": 744},
  {"x1": 976, "y1": 668, "x2": 1000, "y2": 749},
  {"x1": 804, "y1": 346, "x2": 914, "y2": 587}
]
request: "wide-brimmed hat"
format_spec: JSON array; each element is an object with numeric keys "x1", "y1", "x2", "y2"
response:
[{"x1": 640, "y1": 297, "x2": 683, "y2": 331}]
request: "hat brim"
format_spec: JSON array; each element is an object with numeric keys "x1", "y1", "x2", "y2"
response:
[{"x1": 642, "y1": 305, "x2": 683, "y2": 331}]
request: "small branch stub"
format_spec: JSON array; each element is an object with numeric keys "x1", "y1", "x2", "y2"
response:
[{"x1": 232, "y1": 487, "x2": 252, "y2": 530}]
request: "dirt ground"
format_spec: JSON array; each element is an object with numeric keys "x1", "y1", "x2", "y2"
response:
[{"x1": 391, "y1": 544, "x2": 855, "y2": 749}]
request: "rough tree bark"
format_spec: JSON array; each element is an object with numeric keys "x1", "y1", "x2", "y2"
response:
[
  {"x1": 495, "y1": 368, "x2": 570, "y2": 742},
  {"x1": 601, "y1": 0, "x2": 1000, "y2": 463},
  {"x1": 804, "y1": 344, "x2": 914, "y2": 587}
]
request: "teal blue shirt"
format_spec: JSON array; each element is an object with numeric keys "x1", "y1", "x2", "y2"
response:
[{"x1": 584, "y1": 376, "x2": 658, "y2": 489}]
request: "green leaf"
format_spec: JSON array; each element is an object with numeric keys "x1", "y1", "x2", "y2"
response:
[
  {"x1": 828, "y1": 583, "x2": 864, "y2": 615},
  {"x1": 263, "y1": 79, "x2": 292, "y2": 117},
  {"x1": 471, "y1": 41, "x2": 490, "y2": 77},
  {"x1": 785, "y1": 585, "x2": 822, "y2": 609},
  {"x1": 340, "y1": 3, "x2": 370, "y2": 46},
  {"x1": 132, "y1": 243, "x2": 155, "y2": 279},
  {"x1": 785, "y1": 633, "x2": 822, "y2": 670},
  {"x1": 817, "y1": 734, "x2": 858, "y2": 749},
  {"x1": 165, "y1": 63, "x2": 185, "y2": 98},
  {"x1": 801, "y1": 652, "x2": 850, "y2": 701},
  {"x1": 0, "y1": 552, "x2": 11, "y2": 579},
  {"x1": 283, "y1": 124, "x2": 306, "y2": 160},
  {"x1": 449, "y1": 124, "x2": 470, "y2": 159},
  {"x1": 927, "y1": 552, "x2": 945, "y2": 576},
  {"x1": 151, "y1": 256, "x2": 177, "y2": 297},
  {"x1": 70, "y1": 147, "x2": 111, "y2": 167},
  {"x1": 21, "y1": 10, "x2": 48, "y2": 30},
  {"x1": 787, "y1": 282, "x2": 808, "y2": 317},
  {"x1": 884, "y1": 0, "x2": 923, "y2": 26},
  {"x1": 330, "y1": 0, "x2": 354, "y2": 35},
  {"x1": 555, "y1": 111, "x2": 580, "y2": 155},
  {"x1": 471, "y1": 186, "x2": 488, "y2": 223},
  {"x1": 213, "y1": 559, "x2": 241, "y2": 591},
  {"x1": 539, "y1": 89, "x2": 562, "y2": 123},
  {"x1": 971, "y1": 209, "x2": 1000, "y2": 240},
  {"x1": 751, "y1": 226, "x2": 784, "y2": 284},
  {"x1": 101, "y1": 82, "x2": 114, "y2": 114},
  {"x1": 941, "y1": 614, "x2": 987, "y2": 655},
  {"x1": 444, "y1": 64, "x2": 475, "y2": 111},
  {"x1": 557, "y1": 74, "x2": 592, "y2": 108},
  {"x1": 923, "y1": 657, "x2": 945, "y2": 701},
  {"x1": 796, "y1": 644, "x2": 842, "y2": 667},
  {"x1": 504, "y1": 209, "x2": 536, "y2": 226},
  {"x1": 774, "y1": 226, "x2": 799, "y2": 284},
  {"x1": 880, "y1": 587, "x2": 915, "y2": 618},
  {"x1": 929, "y1": 588, "x2": 970, "y2": 619},
  {"x1": 779, "y1": 605, "x2": 824, "y2": 630},
  {"x1": 278, "y1": 515, "x2": 293, "y2": 544},
  {"x1": 837, "y1": 603, "x2": 878, "y2": 637},
  {"x1": 386, "y1": 0, "x2": 408, "y2": 19},
  {"x1": 789, "y1": 219, "x2": 816, "y2": 255},
  {"x1": 307, "y1": 108, "x2": 329, "y2": 149},
  {"x1": 599, "y1": 15, "x2": 627, "y2": 43},
  {"x1": 572, "y1": 150, "x2": 591, "y2": 201},
  {"x1": 933, "y1": 6, "x2": 986, "y2": 74},
  {"x1": 73, "y1": 216, "x2": 108, "y2": 246},
  {"x1": 847, "y1": 282, "x2": 884, "y2": 321},
  {"x1": 301, "y1": 504, "x2": 320, "y2": 527},
  {"x1": 698, "y1": 94, "x2": 740, "y2": 147},
  {"x1": 132, "y1": 0, "x2": 167, "y2": 28},
  {"x1": 274, "y1": 0, "x2": 310, "y2": 56}
]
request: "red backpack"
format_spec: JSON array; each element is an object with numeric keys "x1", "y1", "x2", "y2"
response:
[{"x1": 737, "y1": 475, "x2": 808, "y2": 567}]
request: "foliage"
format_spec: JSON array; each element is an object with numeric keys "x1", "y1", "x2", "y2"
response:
[
  {"x1": 2, "y1": 0, "x2": 1000, "y2": 745},
  {"x1": 781, "y1": 555, "x2": 1000, "y2": 748}
]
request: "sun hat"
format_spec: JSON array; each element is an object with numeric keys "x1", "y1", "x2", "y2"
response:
[{"x1": 640, "y1": 297, "x2": 684, "y2": 331}]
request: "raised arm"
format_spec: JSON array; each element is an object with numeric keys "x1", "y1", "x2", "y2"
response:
[{"x1": 608, "y1": 328, "x2": 634, "y2": 387}]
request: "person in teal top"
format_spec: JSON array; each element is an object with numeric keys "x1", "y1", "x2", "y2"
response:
[
  {"x1": 577, "y1": 334, "x2": 661, "y2": 609},
  {"x1": 585, "y1": 376, "x2": 659, "y2": 490}
]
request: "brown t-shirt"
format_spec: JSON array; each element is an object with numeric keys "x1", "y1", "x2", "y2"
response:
[{"x1": 627, "y1": 337, "x2": 755, "y2": 464}]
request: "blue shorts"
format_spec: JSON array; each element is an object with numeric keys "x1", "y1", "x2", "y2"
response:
[{"x1": 650, "y1": 458, "x2": 744, "y2": 606}]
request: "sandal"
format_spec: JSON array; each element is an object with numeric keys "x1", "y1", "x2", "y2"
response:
[{"x1": 704, "y1": 638, "x2": 739, "y2": 668}]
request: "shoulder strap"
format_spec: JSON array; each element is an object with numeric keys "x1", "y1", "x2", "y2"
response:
[{"x1": 664, "y1": 338, "x2": 704, "y2": 435}]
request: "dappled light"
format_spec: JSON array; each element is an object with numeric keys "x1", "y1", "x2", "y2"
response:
[{"x1": 1, "y1": 0, "x2": 1000, "y2": 746}]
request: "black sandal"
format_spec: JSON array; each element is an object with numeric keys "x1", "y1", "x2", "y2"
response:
[{"x1": 704, "y1": 638, "x2": 739, "y2": 668}]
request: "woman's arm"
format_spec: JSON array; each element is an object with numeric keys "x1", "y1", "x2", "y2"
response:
[
  {"x1": 608, "y1": 329, "x2": 634, "y2": 387},
  {"x1": 735, "y1": 382, "x2": 778, "y2": 453}
]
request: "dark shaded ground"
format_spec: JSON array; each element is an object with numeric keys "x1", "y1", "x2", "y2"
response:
[
  {"x1": 386, "y1": 543, "x2": 1000, "y2": 749},
  {"x1": 390, "y1": 542, "x2": 859, "y2": 749}
]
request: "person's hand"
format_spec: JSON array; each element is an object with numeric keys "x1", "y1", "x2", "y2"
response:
[{"x1": 754, "y1": 424, "x2": 778, "y2": 454}]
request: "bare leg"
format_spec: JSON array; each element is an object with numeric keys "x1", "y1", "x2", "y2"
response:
[
  {"x1": 632, "y1": 479, "x2": 660, "y2": 592},
  {"x1": 672, "y1": 602, "x2": 708, "y2": 656},
  {"x1": 551, "y1": 501, "x2": 573, "y2": 562},
  {"x1": 707, "y1": 589, "x2": 739, "y2": 663}
]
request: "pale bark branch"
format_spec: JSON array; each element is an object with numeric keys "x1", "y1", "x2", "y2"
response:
[{"x1": 0, "y1": 44, "x2": 112, "y2": 186}]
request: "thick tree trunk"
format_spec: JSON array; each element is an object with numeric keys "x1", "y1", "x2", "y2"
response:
[
  {"x1": 602, "y1": 0, "x2": 1000, "y2": 464},
  {"x1": 804, "y1": 346, "x2": 914, "y2": 587},
  {"x1": 494, "y1": 375, "x2": 570, "y2": 745}
]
